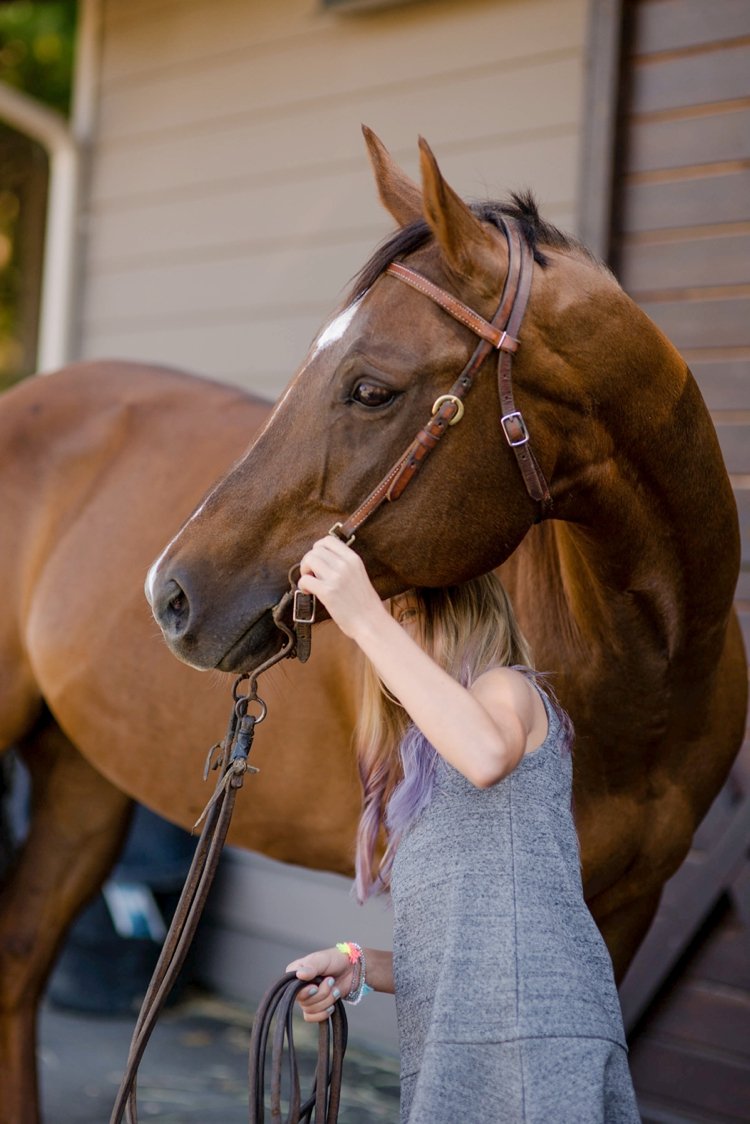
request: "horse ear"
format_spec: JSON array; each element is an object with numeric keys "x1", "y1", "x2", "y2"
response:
[
  {"x1": 362, "y1": 125, "x2": 423, "y2": 228},
  {"x1": 418, "y1": 136, "x2": 495, "y2": 280}
]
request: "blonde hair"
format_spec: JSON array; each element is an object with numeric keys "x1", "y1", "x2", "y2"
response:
[{"x1": 354, "y1": 571, "x2": 533, "y2": 901}]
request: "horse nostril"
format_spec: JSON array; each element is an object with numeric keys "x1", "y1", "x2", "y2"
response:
[
  {"x1": 169, "y1": 588, "x2": 186, "y2": 615},
  {"x1": 157, "y1": 578, "x2": 190, "y2": 636}
]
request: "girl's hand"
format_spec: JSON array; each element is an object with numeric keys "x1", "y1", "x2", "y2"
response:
[
  {"x1": 297, "y1": 536, "x2": 386, "y2": 639},
  {"x1": 286, "y1": 947, "x2": 354, "y2": 1023}
]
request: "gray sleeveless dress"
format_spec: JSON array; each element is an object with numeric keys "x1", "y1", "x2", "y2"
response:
[{"x1": 391, "y1": 688, "x2": 641, "y2": 1123}]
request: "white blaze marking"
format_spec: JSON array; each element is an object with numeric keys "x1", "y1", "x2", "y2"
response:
[
  {"x1": 311, "y1": 299, "x2": 361, "y2": 358},
  {"x1": 145, "y1": 543, "x2": 172, "y2": 605}
]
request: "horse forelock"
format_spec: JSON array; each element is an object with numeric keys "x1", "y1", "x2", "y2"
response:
[{"x1": 347, "y1": 193, "x2": 602, "y2": 303}]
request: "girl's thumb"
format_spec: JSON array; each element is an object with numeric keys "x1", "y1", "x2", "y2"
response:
[{"x1": 286, "y1": 960, "x2": 313, "y2": 976}]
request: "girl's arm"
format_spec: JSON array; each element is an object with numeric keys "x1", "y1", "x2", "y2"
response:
[
  {"x1": 287, "y1": 946, "x2": 394, "y2": 1022},
  {"x1": 298, "y1": 537, "x2": 543, "y2": 788}
]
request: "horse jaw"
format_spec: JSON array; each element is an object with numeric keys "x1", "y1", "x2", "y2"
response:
[{"x1": 213, "y1": 607, "x2": 286, "y2": 673}]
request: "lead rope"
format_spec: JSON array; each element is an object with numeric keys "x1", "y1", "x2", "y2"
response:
[{"x1": 109, "y1": 571, "x2": 337, "y2": 1124}]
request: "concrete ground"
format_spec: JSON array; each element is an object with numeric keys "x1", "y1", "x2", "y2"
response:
[{"x1": 39, "y1": 988, "x2": 401, "y2": 1123}]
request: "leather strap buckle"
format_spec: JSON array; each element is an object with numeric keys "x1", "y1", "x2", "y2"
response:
[
  {"x1": 431, "y1": 394, "x2": 464, "y2": 426},
  {"x1": 328, "y1": 522, "x2": 356, "y2": 546},
  {"x1": 292, "y1": 589, "x2": 316, "y2": 625},
  {"x1": 501, "y1": 410, "x2": 530, "y2": 447}
]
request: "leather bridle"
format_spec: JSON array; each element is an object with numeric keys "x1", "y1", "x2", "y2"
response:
[{"x1": 326, "y1": 215, "x2": 551, "y2": 549}]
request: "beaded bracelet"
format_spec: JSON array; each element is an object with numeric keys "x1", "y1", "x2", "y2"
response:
[{"x1": 336, "y1": 941, "x2": 374, "y2": 1005}]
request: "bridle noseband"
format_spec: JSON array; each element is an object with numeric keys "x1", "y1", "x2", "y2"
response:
[{"x1": 329, "y1": 215, "x2": 551, "y2": 548}]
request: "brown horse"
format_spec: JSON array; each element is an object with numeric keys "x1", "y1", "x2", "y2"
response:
[
  {"x1": 0, "y1": 362, "x2": 364, "y2": 1124},
  {"x1": 148, "y1": 131, "x2": 747, "y2": 980},
  {"x1": 0, "y1": 128, "x2": 745, "y2": 1124}
]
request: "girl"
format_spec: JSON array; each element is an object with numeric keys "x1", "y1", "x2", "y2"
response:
[{"x1": 286, "y1": 535, "x2": 640, "y2": 1124}]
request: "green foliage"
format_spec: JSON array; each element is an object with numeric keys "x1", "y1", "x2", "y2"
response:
[
  {"x1": 0, "y1": 1, "x2": 77, "y2": 114},
  {"x1": 0, "y1": 2, "x2": 76, "y2": 385}
]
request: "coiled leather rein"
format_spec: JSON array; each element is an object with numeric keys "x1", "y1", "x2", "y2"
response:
[{"x1": 248, "y1": 972, "x2": 348, "y2": 1123}]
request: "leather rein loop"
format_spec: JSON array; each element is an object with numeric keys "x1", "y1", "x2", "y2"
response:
[
  {"x1": 248, "y1": 971, "x2": 348, "y2": 1123},
  {"x1": 329, "y1": 216, "x2": 551, "y2": 546}
]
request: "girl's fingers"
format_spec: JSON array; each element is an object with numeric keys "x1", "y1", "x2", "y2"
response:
[
  {"x1": 285, "y1": 949, "x2": 352, "y2": 1021},
  {"x1": 299, "y1": 550, "x2": 340, "y2": 582},
  {"x1": 300, "y1": 536, "x2": 354, "y2": 575},
  {"x1": 301, "y1": 1006, "x2": 335, "y2": 1023},
  {"x1": 322, "y1": 535, "x2": 355, "y2": 559},
  {"x1": 296, "y1": 976, "x2": 342, "y2": 1020},
  {"x1": 299, "y1": 553, "x2": 325, "y2": 578},
  {"x1": 306, "y1": 976, "x2": 340, "y2": 1002}
]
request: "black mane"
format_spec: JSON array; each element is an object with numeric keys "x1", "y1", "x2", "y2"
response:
[{"x1": 348, "y1": 191, "x2": 592, "y2": 302}]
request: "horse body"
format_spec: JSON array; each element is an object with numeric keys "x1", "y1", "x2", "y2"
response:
[{"x1": 0, "y1": 362, "x2": 361, "y2": 1124}]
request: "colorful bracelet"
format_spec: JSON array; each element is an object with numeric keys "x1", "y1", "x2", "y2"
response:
[{"x1": 336, "y1": 941, "x2": 374, "y2": 1005}]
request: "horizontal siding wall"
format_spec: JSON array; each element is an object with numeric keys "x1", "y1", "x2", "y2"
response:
[
  {"x1": 79, "y1": 0, "x2": 588, "y2": 394},
  {"x1": 613, "y1": 0, "x2": 750, "y2": 606}
]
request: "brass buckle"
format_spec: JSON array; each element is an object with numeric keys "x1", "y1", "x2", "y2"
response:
[
  {"x1": 328, "y1": 522, "x2": 356, "y2": 546},
  {"x1": 431, "y1": 394, "x2": 464, "y2": 426},
  {"x1": 292, "y1": 589, "x2": 316, "y2": 625},
  {"x1": 501, "y1": 410, "x2": 529, "y2": 447}
]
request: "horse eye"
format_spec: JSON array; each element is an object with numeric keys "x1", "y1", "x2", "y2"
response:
[{"x1": 351, "y1": 381, "x2": 396, "y2": 408}]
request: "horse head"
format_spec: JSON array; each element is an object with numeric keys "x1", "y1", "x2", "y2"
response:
[{"x1": 147, "y1": 129, "x2": 624, "y2": 672}]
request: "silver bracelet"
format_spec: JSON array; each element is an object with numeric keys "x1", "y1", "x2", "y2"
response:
[{"x1": 336, "y1": 941, "x2": 374, "y2": 1005}]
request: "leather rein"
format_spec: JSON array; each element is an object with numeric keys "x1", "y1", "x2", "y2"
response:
[{"x1": 110, "y1": 216, "x2": 548, "y2": 1123}]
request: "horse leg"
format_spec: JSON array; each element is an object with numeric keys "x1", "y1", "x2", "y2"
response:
[
  {"x1": 0, "y1": 716, "x2": 132, "y2": 1124},
  {"x1": 589, "y1": 885, "x2": 663, "y2": 985}
]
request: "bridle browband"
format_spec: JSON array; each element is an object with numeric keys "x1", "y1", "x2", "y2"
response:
[{"x1": 327, "y1": 215, "x2": 551, "y2": 548}]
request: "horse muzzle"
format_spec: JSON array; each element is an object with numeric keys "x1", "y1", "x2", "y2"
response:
[{"x1": 147, "y1": 563, "x2": 286, "y2": 672}]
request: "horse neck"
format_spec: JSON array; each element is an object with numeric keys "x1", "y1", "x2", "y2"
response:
[{"x1": 531, "y1": 304, "x2": 739, "y2": 670}]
